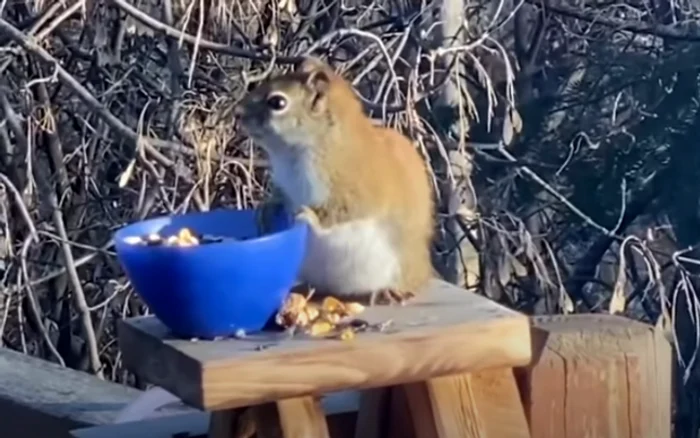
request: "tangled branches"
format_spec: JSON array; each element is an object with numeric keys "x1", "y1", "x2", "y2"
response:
[
  {"x1": 5, "y1": 9, "x2": 700, "y2": 436},
  {"x1": 0, "y1": 0, "x2": 520, "y2": 382}
]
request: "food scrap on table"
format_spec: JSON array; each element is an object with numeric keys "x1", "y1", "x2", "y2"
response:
[{"x1": 275, "y1": 291, "x2": 386, "y2": 341}]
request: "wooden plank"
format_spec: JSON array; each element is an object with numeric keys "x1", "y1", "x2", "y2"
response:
[
  {"x1": 72, "y1": 390, "x2": 359, "y2": 438},
  {"x1": 118, "y1": 279, "x2": 532, "y2": 410},
  {"x1": 0, "y1": 346, "x2": 140, "y2": 437},
  {"x1": 73, "y1": 407, "x2": 355, "y2": 438},
  {"x1": 398, "y1": 369, "x2": 530, "y2": 438},
  {"x1": 276, "y1": 396, "x2": 331, "y2": 438},
  {"x1": 515, "y1": 314, "x2": 672, "y2": 438},
  {"x1": 353, "y1": 388, "x2": 390, "y2": 438},
  {"x1": 72, "y1": 412, "x2": 209, "y2": 438}
]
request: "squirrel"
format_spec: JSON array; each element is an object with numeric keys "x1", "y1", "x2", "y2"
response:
[{"x1": 234, "y1": 56, "x2": 436, "y2": 305}]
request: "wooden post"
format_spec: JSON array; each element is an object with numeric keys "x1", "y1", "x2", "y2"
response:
[
  {"x1": 389, "y1": 368, "x2": 531, "y2": 438},
  {"x1": 516, "y1": 314, "x2": 672, "y2": 438}
]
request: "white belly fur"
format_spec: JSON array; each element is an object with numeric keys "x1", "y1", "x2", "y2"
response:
[
  {"x1": 299, "y1": 217, "x2": 401, "y2": 296},
  {"x1": 266, "y1": 149, "x2": 397, "y2": 294}
]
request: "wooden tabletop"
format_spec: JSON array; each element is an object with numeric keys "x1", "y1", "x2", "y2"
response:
[{"x1": 118, "y1": 279, "x2": 532, "y2": 411}]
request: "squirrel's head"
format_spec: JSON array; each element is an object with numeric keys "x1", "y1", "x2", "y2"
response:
[{"x1": 235, "y1": 56, "x2": 362, "y2": 153}]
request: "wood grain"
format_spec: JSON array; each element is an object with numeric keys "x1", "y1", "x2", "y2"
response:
[
  {"x1": 118, "y1": 279, "x2": 531, "y2": 410},
  {"x1": 515, "y1": 314, "x2": 672, "y2": 438},
  {"x1": 398, "y1": 369, "x2": 530, "y2": 438},
  {"x1": 276, "y1": 396, "x2": 330, "y2": 438},
  {"x1": 0, "y1": 346, "x2": 140, "y2": 438},
  {"x1": 353, "y1": 388, "x2": 390, "y2": 438}
]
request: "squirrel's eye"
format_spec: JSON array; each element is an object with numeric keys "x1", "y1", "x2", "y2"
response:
[{"x1": 266, "y1": 94, "x2": 288, "y2": 112}]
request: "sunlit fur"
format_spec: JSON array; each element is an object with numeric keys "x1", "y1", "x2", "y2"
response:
[{"x1": 237, "y1": 57, "x2": 435, "y2": 298}]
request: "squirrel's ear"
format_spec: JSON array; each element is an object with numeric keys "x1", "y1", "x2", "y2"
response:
[
  {"x1": 298, "y1": 56, "x2": 331, "y2": 96},
  {"x1": 298, "y1": 56, "x2": 328, "y2": 74}
]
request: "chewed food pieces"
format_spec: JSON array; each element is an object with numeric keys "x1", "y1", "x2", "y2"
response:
[
  {"x1": 338, "y1": 328, "x2": 355, "y2": 341},
  {"x1": 276, "y1": 293, "x2": 312, "y2": 327},
  {"x1": 345, "y1": 302, "x2": 365, "y2": 315},
  {"x1": 275, "y1": 291, "x2": 367, "y2": 341},
  {"x1": 308, "y1": 320, "x2": 334, "y2": 336},
  {"x1": 123, "y1": 227, "x2": 222, "y2": 247}
]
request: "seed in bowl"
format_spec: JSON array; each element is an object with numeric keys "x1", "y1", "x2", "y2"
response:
[{"x1": 123, "y1": 228, "x2": 225, "y2": 248}]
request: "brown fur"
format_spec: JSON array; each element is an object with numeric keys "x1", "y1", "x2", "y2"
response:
[{"x1": 236, "y1": 57, "x2": 435, "y2": 301}]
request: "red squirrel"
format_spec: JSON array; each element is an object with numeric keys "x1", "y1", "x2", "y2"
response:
[{"x1": 235, "y1": 56, "x2": 435, "y2": 304}]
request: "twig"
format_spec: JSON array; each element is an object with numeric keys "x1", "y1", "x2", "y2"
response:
[
  {"x1": 109, "y1": 0, "x2": 301, "y2": 63},
  {"x1": 20, "y1": 235, "x2": 65, "y2": 366},
  {"x1": 0, "y1": 173, "x2": 38, "y2": 242},
  {"x1": 8, "y1": 241, "x2": 113, "y2": 295},
  {"x1": 0, "y1": 17, "x2": 199, "y2": 169},
  {"x1": 496, "y1": 143, "x2": 619, "y2": 238},
  {"x1": 39, "y1": 173, "x2": 103, "y2": 376},
  {"x1": 526, "y1": 0, "x2": 700, "y2": 42}
]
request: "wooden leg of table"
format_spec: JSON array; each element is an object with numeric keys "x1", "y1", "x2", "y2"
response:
[
  {"x1": 208, "y1": 407, "x2": 257, "y2": 438},
  {"x1": 354, "y1": 388, "x2": 390, "y2": 438},
  {"x1": 398, "y1": 368, "x2": 531, "y2": 438},
  {"x1": 208, "y1": 396, "x2": 329, "y2": 438},
  {"x1": 276, "y1": 396, "x2": 331, "y2": 438}
]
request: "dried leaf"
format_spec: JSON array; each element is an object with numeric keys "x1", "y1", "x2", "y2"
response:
[
  {"x1": 609, "y1": 250, "x2": 628, "y2": 314},
  {"x1": 501, "y1": 107, "x2": 523, "y2": 147},
  {"x1": 559, "y1": 288, "x2": 574, "y2": 314},
  {"x1": 510, "y1": 107, "x2": 523, "y2": 134},
  {"x1": 508, "y1": 254, "x2": 528, "y2": 277},
  {"x1": 502, "y1": 114, "x2": 514, "y2": 146},
  {"x1": 118, "y1": 159, "x2": 136, "y2": 188}
]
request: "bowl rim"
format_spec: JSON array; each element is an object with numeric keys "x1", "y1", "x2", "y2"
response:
[{"x1": 113, "y1": 208, "x2": 308, "y2": 251}]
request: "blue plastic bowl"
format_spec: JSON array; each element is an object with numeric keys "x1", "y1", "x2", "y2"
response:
[{"x1": 114, "y1": 207, "x2": 307, "y2": 339}]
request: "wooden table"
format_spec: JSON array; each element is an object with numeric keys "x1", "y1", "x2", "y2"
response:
[{"x1": 118, "y1": 279, "x2": 534, "y2": 438}]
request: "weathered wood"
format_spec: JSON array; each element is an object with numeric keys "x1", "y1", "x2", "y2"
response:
[
  {"x1": 353, "y1": 388, "x2": 390, "y2": 438},
  {"x1": 118, "y1": 279, "x2": 532, "y2": 410},
  {"x1": 207, "y1": 396, "x2": 332, "y2": 438},
  {"x1": 72, "y1": 412, "x2": 210, "y2": 438},
  {"x1": 72, "y1": 391, "x2": 359, "y2": 438},
  {"x1": 0, "y1": 346, "x2": 139, "y2": 438},
  {"x1": 276, "y1": 396, "x2": 331, "y2": 438},
  {"x1": 398, "y1": 369, "x2": 530, "y2": 438},
  {"x1": 515, "y1": 314, "x2": 672, "y2": 438},
  {"x1": 207, "y1": 408, "x2": 255, "y2": 438}
]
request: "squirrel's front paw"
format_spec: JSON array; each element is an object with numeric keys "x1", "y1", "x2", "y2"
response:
[{"x1": 295, "y1": 206, "x2": 321, "y2": 231}]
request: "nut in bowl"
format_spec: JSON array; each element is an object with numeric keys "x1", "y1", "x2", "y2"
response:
[
  {"x1": 122, "y1": 228, "x2": 224, "y2": 247},
  {"x1": 114, "y1": 208, "x2": 308, "y2": 340}
]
